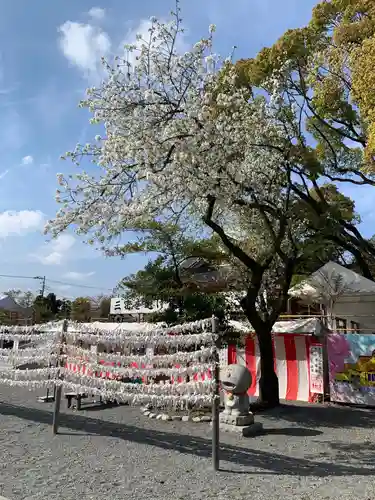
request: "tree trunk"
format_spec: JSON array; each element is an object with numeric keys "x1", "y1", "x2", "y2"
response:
[
  {"x1": 255, "y1": 324, "x2": 279, "y2": 409},
  {"x1": 240, "y1": 281, "x2": 281, "y2": 410},
  {"x1": 243, "y1": 306, "x2": 280, "y2": 410}
]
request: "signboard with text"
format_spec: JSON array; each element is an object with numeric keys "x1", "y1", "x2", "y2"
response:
[{"x1": 309, "y1": 345, "x2": 324, "y2": 394}]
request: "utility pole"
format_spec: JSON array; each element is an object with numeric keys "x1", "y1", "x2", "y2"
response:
[
  {"x1": 35, "y1": 274, "x2": 54, "y2": 404},
  {"x1": 34, "y1": 276, "x2": 46, "y2": 297},
  {"x1": 40, "y1": 276, "x2": 46, "y2": 297}
]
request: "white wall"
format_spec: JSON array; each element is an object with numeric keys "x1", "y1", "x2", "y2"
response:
[{"x1": 332, "y1": 294, "x2": 375, "y2": 333}]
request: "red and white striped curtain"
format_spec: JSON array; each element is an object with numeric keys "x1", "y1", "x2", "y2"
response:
[{"x1": 228, "y1": 334, "x2": 323, "y2": 403}]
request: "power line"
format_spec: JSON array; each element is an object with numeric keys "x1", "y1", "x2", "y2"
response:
[
  {"x1": 0, "y1": 274, "x2": 42, "y2": 280},
  {"x1": 0, "y1": 273, "x2": 113, "y2": 294},
  {"x1": 45, "y1": 278, "x2": 113, "y2": 292}
]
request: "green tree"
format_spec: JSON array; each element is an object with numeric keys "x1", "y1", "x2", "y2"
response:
[
  {"x1": 232, "y1": 0, "x2": 375, "y2": 278},
  {"x1": 33, "y1": 293, "x2": 63, "y2": 323},
  {"x1": 59, "y1": 299, "x2": 72, "y2": 319},
  {"x1": 90, "y1": 295, "x2": 111, "y2": 318},
  {"x1": 115, "y1": 222, "x2": 229, "y2": 323},
  {"x1": 99, "y1": 296, "x2": 110, "y2": 318},
  {"x1": 119, "y1": 256, "x2": 228, "y2": 324},
  {"x1": 291, "y1": 184, "x2": 362, "y2": 276},
  {"x1": 45, "y1": 9, "x2": 371, "y2": 408},
  {"x1": 71, "y1": 297, "x2": 91, "y2": 322},
  {"x1": 33, "y1": 294, "x2": 72, "y2": 323},
  {"x1": 0, "y1": 310, "x2": 11, "y2": 325}
]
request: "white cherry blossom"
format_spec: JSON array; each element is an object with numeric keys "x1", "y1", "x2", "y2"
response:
[
  {"x1": 46, "y1": 4, "x2": 313, "y2": 314},
  {"x1": 46, "y1": 6, "x2": 328, "y2": 406},
  {"x1": 46, "y1": 13, "x2": 293, "y2": 254}
]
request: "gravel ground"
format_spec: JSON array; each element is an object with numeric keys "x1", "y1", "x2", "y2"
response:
[{"x1": 0, "y1": 387, "x2": 373, "y2": 500}]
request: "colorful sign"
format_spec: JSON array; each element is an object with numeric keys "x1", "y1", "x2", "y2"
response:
[
  {"x1": 327, "y1": 333, "x2": 375, "y2": 406},
  {"x1": 309, "y1": 345, "x2": 324, "y2": 394}
]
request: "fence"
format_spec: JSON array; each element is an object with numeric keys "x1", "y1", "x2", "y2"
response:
[
  {"x1": 0, "y1": 318, "x2": 221, "y2": 470},
  {"x1": 0, "y1": 321, "x2": 61, "y2": 390}
]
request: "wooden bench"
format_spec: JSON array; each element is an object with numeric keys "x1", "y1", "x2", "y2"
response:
[{"x1": 65, "y1": 392, "x2": 88, "y2": 410}]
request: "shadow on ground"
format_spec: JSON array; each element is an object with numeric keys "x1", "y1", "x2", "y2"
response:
[
  {"x1": 0, "y1": 401, "x2": 374, "y2": 477},
  {"x1": 258, "y1": 403, "x2": 374, "y2": 429},
  {"x1": 262, "y1": 427, "x2": 322, "y2": 437},
  {"x1": 78, "y1": 401, "x2": 121, "y2": 411}
]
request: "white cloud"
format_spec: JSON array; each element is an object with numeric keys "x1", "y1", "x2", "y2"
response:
[
  {"x1": 21, "y1": 155, "x2": 33, "y2": 165},
  {"x1": 88, "y1": 7, "x2": 106, "y2": 21},
  {"x1": 0, "y1": 169, "x2": 9, "y2": 180},
  {"x1": 58, "y1": 15, "x2": 188, "y2": 83},
  {"x1": 0, "y1": 210, "x2": 44, "y2": 238},
  {"x1": 63, "y1": 271, "x2": 95, "y2": 281},
  {"x1": 33, "y1": 234, "x2": 75, "y2": 266},
  {"x1": 58, "y1": 20, "x2": 111, "y2": 81}
]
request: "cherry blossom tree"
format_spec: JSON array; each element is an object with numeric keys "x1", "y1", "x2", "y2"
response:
[{"x1": 46, "y1": 6, "x2": 356, "y2": 407}]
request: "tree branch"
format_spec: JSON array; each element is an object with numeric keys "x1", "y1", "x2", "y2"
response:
[{"x1": 203, "y1": 195, "x2": 262, "y2": 273}]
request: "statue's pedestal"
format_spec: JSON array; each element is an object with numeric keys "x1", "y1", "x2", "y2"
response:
[
  {"x1": 220, "y1": 412, "x2": 254, "y2": 426},
  {"x1": 219, "y1": 421, "x2": 263, "y2": 437},
  {"x1": 218, "y1": 411, "x2": 263, "y2": 437}
]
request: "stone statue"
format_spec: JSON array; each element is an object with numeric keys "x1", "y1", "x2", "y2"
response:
[{"x1": 219, "y1": 364, "x2": 262, "y2": 436}]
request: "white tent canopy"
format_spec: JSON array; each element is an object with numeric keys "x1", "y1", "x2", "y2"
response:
[{"x1": 229, "y1": 317, "x2": 323, "y2": 336}]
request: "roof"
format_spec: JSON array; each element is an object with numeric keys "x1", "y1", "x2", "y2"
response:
[
  {"x1": 0, "y1": 295, "x2": 26, "y2": 312},
  {"x1": 179, "y1": 257, "x2": 204, "y2": 270},
  {"x1": 179, "y1": 257, "x2": 237, "y2": 291},
  {"x1": 289, "y1": 261, "x2": 375, "y2": 301}
]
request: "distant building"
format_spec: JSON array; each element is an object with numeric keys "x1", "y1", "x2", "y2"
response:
[
  {"x1": 288, "y1": 261, "x2": 375, "y2": 333},
  {"x1": 0, "y1": 295, "x2": 33, "y2": 325},
  {"x1": 179, "y1": 257, "x2": 237, "y2": 291},
  {"x1": 179, "y1": 258, "x2": 375, "y2": 332}
]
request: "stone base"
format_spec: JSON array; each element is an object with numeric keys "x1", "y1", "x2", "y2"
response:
[
  {"x1": 220, "y1": 412, "x2": 254, "y2": 426},
  {"x1": 219, "y1": 421, "x2": 263, "y2": 437},
  {"x1": 38, "y1": 395, "x2": 55, "y2": 403}
]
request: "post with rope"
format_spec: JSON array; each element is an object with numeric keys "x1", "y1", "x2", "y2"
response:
[
  {"x1": 38, "y1": 359, "x2": 56, "y2": 403},
  {"x1": 52, "y1": 319, "x2": 68, "y2": 435},
  {"x1": 211, "y1": 315, "x2": 220, "y2": 471}
]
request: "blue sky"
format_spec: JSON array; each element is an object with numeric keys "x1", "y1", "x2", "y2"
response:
[{"x1": 0, "y1": 0, "x2": 371, "y2": 300}]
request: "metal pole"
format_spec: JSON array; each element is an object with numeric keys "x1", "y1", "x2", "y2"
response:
[
  {"x1": 211, "y1": 316, "x2": 220, "y2": 471},
  {"x1": 45, "y1": 367, "x2": 51, "y2": 402},
  {"x1": 52, "y1": 319, "x2": 68, "y2": 435},
  {"x1": 52, "y1": 387, "x2": 62, "y2": 435}
]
